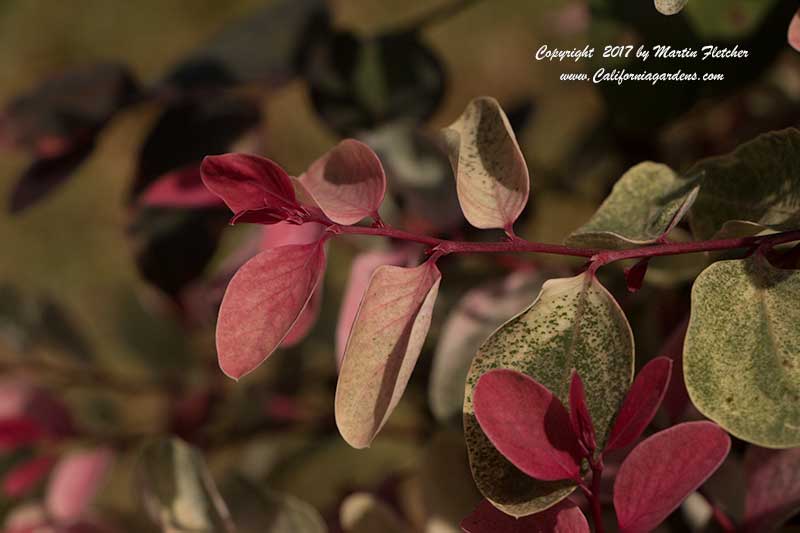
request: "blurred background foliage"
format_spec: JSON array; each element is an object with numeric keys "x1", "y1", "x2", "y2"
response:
[{"x1": 0, "y1": 0, "x2": 799, "y2": 531}]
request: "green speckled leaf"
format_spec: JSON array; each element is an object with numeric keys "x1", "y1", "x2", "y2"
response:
[
  {"x1": 566, "y1": 162, "x2": 698, "y2": 249},
  {"x1": 463, "y1": 273, "x2": 634, "y2": 516},
  {"x1": 654, "y1": 0, "x2": 688, "y2": 16},
  {"x1": 688, "y1": 128, "x2": 800, "y2": 240},
  {"x1": 685, "y1": 255, "x2": 800, "y2": 447}
]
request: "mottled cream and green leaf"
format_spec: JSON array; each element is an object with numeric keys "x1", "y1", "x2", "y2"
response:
[
  {"x1": 655, "y1": 0, "x2": 688, "y2": 16},
  {"x1": 138, "y1": 438, "x2": 234, "y2": 533},
  {"x1": 685, "y1": 255, "x2": 800, "y2": 447},
  {"x1": 566, "y1": 162, "x2": 698, "y2": 249},
  {"x1": 688, "y1": 128, "x2": 800, "y2": 240},
  {"x1": 442, "y1": 96, "x2": 530, "y2": 231},
  {"x1": 463, "y1": 273, "x2": 634, "y2": 516}
]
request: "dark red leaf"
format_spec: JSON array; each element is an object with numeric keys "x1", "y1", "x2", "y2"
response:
[
  {"x1": 460, "y1": 498, "x2": 589, "y2": 533},
  {"x1": 9, "y1": 140, "x2": 95, "y2": 214},
  {"x1": 613, "y1": 421, "x2": 730, "y2": 533},
  {"x1": 744, "y1": 445, "x2": 800, "y2": 532},
  {"x1": 132, "y1": 97, "x2": 260, "y2": 199},
  {"x1": 216, "y1": 241, "x2": 326, "y2": 379},
  {"x1": 139, "y1": 165, "x2": 224, "y2": 209},
  {"x1": 201, "y1": 153, "x2": 304, "y2": 223},
  {"x1": 569, "y1": 370, "x2": 596, "y2": 455},
  {"x1": 604, "y1": 357, "x2": 673, "y2": 454},
  {"x1": 473, "y1": 369, "x2": 583, "y2": 481},
  {"x1": 0, "y1": 418, "x2": 45, "y2": 449},
  {"x1": 623, "y1": 259, "x2": 649, "y2": 293},
  {"x1": 2, "y1": 456, "x2": 56, "y2": 498},
  {"x1": 2, "y1": 63, "x2": 138, "y2": 157}
]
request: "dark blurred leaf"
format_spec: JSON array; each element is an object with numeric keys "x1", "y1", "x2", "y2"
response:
[
  {"x1": 38, "y1": 298, "x2": 94, "y2": 362},
  {"x1": 138, "y1": 437, "x2": 235, "y2": 533},
  {"x1": 131, "y1": 96, "x2": 260, "y2": 199},
  {"x1": 360, "y1": 122, "x2": 462, "y2": 234},
  {"x1": 130, "y1": 207, "x2": 230, "y2": 297},
  {"x1": 161, "y1": 0, "x2": 329, "y2": 92},
  {"x1": 8, "y1": 139, "x2": 95, "y2": 214},
  {"x1": 1, "y1": 62, "x2": 139, "y2": 157},
  {"x1": 221, "y1": 477, "x2": 326, "y2": 533},
  {"x1": 306, "y1": 30, "x2": 445, "y2": 136}
]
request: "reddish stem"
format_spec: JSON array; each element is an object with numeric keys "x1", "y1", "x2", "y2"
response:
[
  {"x1": 589, "y1": 462, "x2": 605, "y2": 533},
  {"x1": 331, "y1": 224, "x2": 800, "y2": 269}
]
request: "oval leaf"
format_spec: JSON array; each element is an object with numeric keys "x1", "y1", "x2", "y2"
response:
[
  {"x1": 46, "y1": 447, "x2": 114, "y2": 524},
  {"x1": 790, "y1": 9, "x2": 800, "y2": 52},
  {"x1": 340, "y1": 493, "x2": 407, "y2": 533},
  {"x1": 201, "y1": 153, "x2": 299, "y2": 222},
  {"x1": 442, "y1": 97, "x2": 530, "y2": 231},
  {"x1": 614, "y1": 421, "x2": 730, "y2": 533},
  {"x1": 605, "y1": 357, "x2": 673, "y2": 454},
  {"x1": 429, "y1": 271, "x2": 542, "y2": 422},
  {"x1": 216, "y1": 241, "x2": 326, "y2": 379},
  {"x1": 464, "y1": 272, "x2": 634, "y2": 516},
  {"x1": 461, "y1": 498, "x2": 589, "y2": 533},
  {"x1": 744, "y1": 445, "x2": 800, "y2": 532},
  {"x1": 299, "y1": 139, "x2": 386, "y2": 225},
  {"x1": 335, "y1": 248, "x2": 412, "y2": 367},
  {"x1": 474, "y1": 369, "x2": 583, "y2": 481},
  {"x1": 684, "y1": 255, "x2": 800, "y2": 447},
  {"x1": 2, "y1": 456, "x2": 55, "y2": 498},
  {"x1": 654, "y1": 0, "x2": 688, "y2": 16},
  {"x1": 138, "y1": 438, "x2": 233, "y2": 533},
  {"x1": 688, "y1": 128, "x2": 800, "y2": 239},
  {"x1": 566, "y1": 162, "x2": 698, "y2": 249},
  {"x1": 335, "y1": 260, "x2": 441, "y2": 448}
]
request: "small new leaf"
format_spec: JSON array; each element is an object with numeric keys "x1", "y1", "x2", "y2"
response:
[
  {"x1": 299, "y1": 139, "x2": 387, "y2": 225},
  {"x1": 684, "y1": 255, "x2": 800, "y2": 447},
  {"x1": 474, "y1": 369, "x2": 584, "y2": 482},
  {"x1": 442, "y1": 97, "x2": 530, "y2": 231},
  {"x1": 613, "y1": 421, "x2": 730, "y2": 533},
  {"x1": 569, "y1": 371, "x2": 596, "y2": 455},
  {"x1": 335, "y1": 260, "x2": 441, "y2": 448},
  {"x1": 605, "y1": 357, "x2": 673, "y2": 454}
]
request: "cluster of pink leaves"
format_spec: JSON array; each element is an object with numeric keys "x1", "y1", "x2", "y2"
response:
[
  {"x1": 0, "y1": 381, "x2": 115, "y2": 533},
  {"x1": 463, "y1": 358, "x2": 731, "y2": 532}
]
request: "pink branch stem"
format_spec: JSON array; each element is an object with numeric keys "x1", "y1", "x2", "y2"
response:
[{"x1": 329, "y1": 224, "x2": 800, "y2": 268}]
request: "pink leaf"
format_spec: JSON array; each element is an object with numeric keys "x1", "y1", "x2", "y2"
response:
[
  {"x1": 299, "y1": 139, "x2": 387, "y2": 225},
  {"x1": 139, "y1": 165, "x2": 224, "y2": 208},
  {"x1": 473, "y1": 369, "x2": 584, "y2": 482},
  {"x1": 0, "y1": 418, "x2": 44, "y2": 449},
  {"x1": 200, "y1": 153, "x2": 300, "y2": 222},
  {"x1": 335, "y1": 248, "x2": 412, "y2": 367},
  {"x1": 335, "y1": 260, "x2": 441, "y2": 448},
  {"x1": 2, "y1": 455, "x2": 56, "y2": 498},
  {"x1": 4, "y1": 503, "x2": 48, "y2": 533},
  {"x1": 46, "y1": 447, "x2": 114, "y2": 524},
  {"x1": 216, "y1": 241, "x2": 326, "y2": 379},
  {"x1": 613, "y1": 421, "x2": 730, "y2": 533},
  {"x1": 604, "y1": 357, "x2": 673, "y2": 454},
  {"x1": 569, "y1": 371, "x2": 597, "y2": 454},
  {"x1": 461, "y1": 498, "x2": 589, "y2": 533},
  {"x1": 789, "y1": 9, "x2": 800, "y2": 52},
  {"x1": 280, "y1": 278, "x2": 323, "y2": 347},
  {"x1": 744, "y1": 445, "x2": 800, "y2": 532}
]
